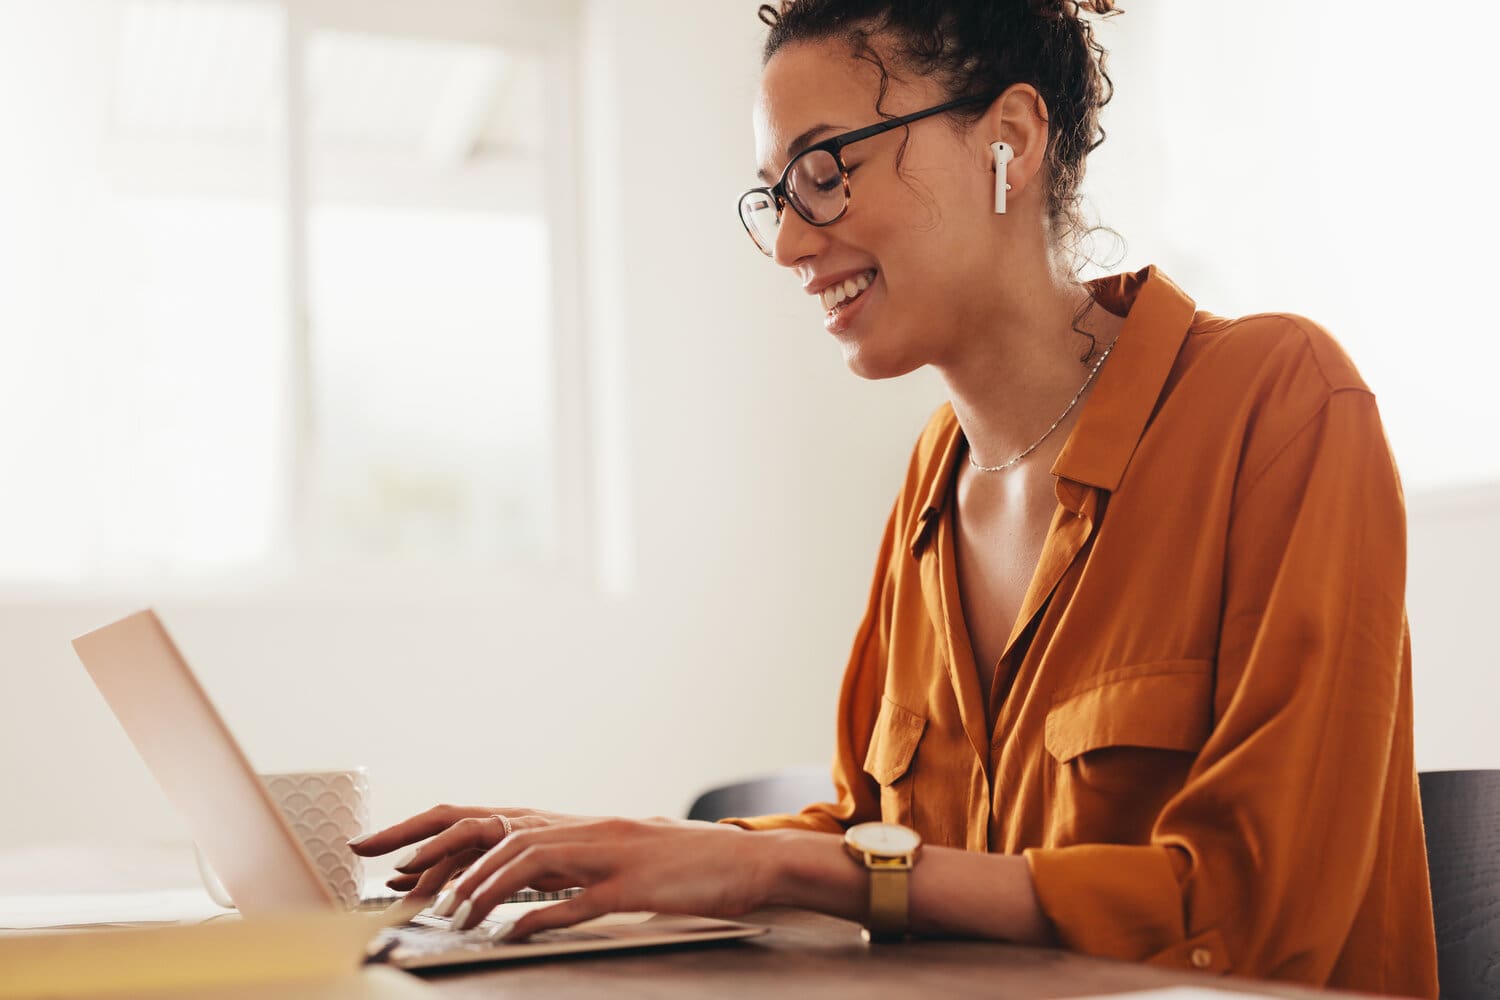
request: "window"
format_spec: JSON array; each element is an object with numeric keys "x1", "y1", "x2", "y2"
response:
[{"x1": 0, "y1": 0, "x2": 585, "y2": 589}]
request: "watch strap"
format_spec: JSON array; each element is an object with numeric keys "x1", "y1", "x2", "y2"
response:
[{"x1": 864, "y1": 865, "x2": 909, "y2": 942}]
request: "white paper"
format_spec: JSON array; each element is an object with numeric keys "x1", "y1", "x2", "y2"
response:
[{"x1": 0, "y1": 887, "x2": 228, "y2": 929}]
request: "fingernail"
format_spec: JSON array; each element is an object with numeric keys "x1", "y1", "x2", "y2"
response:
[
  {"x1": 431, "y1": 888, "x2": 458, "y2": 918},
  {"x1": 484, "y1": 920, "x2": 515, "y2": 942},
  {"x1": 393, "y1": 847, "x2": 418, "y2": 870},
  {"x1": 452, "y1": 900, "x2": 473, "y2": 930},
  {"x1": 346, "y1": 834, "x2": 369, "y2": 847}
]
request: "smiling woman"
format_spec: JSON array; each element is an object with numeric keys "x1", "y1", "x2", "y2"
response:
[{"x1": 351, "y1": 3, "x2": 1439, "y2": 995}]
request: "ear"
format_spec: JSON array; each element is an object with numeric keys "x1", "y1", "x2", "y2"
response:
[{"x1": 971, "y1": 82, "x2": 1050, "y2": 200}]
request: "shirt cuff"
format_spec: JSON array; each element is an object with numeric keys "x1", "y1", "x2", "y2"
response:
[
  {"x1": 1024, "y1": 843, "x2": 1231, "y2": 974},
  {"x1": 717, "y1": 812, "x2": 844, "y2": 834}
]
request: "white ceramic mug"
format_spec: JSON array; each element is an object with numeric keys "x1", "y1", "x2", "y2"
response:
[{"x1": 196, "y1": 766, "x2": 370, "y2": 909}]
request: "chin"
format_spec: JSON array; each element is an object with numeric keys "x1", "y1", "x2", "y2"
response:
[{"x1": 839, "y1": 338, "x2": 924, "y2": 381}]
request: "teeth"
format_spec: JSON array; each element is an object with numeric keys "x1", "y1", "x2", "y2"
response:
[{"x1": 820, "y1": 269, "x2": 876, "y2": 312}]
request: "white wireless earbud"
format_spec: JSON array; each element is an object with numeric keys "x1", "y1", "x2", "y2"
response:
[{"x1": 990, "y1": 141, "x2": 1014, "y2": 214}]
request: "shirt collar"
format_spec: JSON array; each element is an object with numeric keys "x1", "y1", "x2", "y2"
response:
[
  {"x1": 909, "y1": 263, "x2": 1197, "y2": 557},
  {"x1": 1051, "y1": 263, "x2": 1197, "y2": 494}
]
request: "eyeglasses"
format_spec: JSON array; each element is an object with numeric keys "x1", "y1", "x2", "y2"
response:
[{"x1": 737, "y1": 96, "x2": 988, "y2": 257}]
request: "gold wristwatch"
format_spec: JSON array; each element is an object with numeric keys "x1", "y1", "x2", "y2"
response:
[{"x1": 843, "y1": 821, "x2": 922, "y2": 942}]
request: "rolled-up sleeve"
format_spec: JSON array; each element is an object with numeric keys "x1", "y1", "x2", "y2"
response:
[{"x1": 1025, "y1": 387, "x2": 1414, "y2": 982}]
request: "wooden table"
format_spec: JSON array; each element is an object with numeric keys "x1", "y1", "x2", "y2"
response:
[{"x1": 0, "y1": 844, "x2": 1377, "y2": 999}]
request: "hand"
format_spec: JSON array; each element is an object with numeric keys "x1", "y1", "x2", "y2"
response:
[
  {"x1": 441, "y1": 816, "x2": 776, "y2": 938},
  {"x1": 348, "y1": 804, "x2": 601, "y2": 900}
]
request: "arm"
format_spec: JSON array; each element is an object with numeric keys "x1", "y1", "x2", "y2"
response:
[
  {"x1": 432, "y1": 817, "x2": 1055, "y2": 943},
  {"x1": 764, "y1": 828, "x2": 1053, "y2": 943}
]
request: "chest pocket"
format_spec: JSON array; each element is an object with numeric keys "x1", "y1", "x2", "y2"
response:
[
  {"x1": 1043, "y1": 660, "x2": 1214, "y2": 841},
  {"x1": 1045, "y1": 660, "x2": 1214, "y2": 761},
  {"x1": 862, "y1": 696, "x2": 926, "y2": 827}
]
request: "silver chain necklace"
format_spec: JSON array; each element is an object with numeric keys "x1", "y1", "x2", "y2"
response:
[{"x1": 966, "y1": 338, "x2": 1118, "y2": 474}]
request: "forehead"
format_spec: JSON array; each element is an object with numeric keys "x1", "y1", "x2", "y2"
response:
[{"x1": 752, "y1": 38, "x2": 935, "y2": 177}]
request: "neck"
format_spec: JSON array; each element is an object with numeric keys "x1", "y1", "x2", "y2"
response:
[{"x1": 932, "y1": 264, "x2": 1121, "y2": 472}]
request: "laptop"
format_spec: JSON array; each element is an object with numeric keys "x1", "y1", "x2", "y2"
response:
[{"x1": 71, "y1": 608, "x2": 768, "y2": 970}]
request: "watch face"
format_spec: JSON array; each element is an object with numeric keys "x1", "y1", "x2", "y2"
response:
[{"x1": 846, "y1": 822, "x2": 921, "y2": 855}]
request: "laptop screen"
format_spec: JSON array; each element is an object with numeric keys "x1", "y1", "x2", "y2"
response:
[{"x1": 72, "y1": 609, "x2": 336, "y2": 914}]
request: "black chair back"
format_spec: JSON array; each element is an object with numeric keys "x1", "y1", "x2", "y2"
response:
[
  {"x1": 686, "y1": 765, "x2": 835, "y2": 823},
  {"x1": 1418, "y1": 768, "x2": 1500, "y2": 999}
]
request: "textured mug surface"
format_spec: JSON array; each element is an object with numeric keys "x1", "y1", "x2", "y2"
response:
[{"x1": 197, "y1": 767, "x2": 369, "y2": 909}]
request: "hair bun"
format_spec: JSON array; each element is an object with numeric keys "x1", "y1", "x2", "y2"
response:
[{"x1": 757, "y1": 2, "x2": 789, "y2": 27}]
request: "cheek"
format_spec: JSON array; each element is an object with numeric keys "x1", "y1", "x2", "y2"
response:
[
  {"x1": 859, "y1": 181, "x2": 970, "y2": 284},
  {"x1": 844, "y1": 172, "x2": 983, "y2": 346},
  {"x1": 877, "y1": 230, "x2": 966, "y2": 322}
]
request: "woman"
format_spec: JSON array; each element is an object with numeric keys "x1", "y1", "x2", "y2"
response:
[{"x1": 350, "y1": 2, "x2": 1438, "y2": 993}]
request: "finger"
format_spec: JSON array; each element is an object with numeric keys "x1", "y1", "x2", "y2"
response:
[
  {"x1": 348, "y1": 804, "x2": 500, "y2": 857},
  {"x1": 385, "y1": 850, "x2": 478, "y2": 895},
  {"x1": 455, "y1": 817, "x2": 624, "y2": 891},
  {"x1": 439, "y1": 830, "x2": 546, "y2": 920},
  {"x1": 503, "y1": 891, "x2": 613, "y2": 941},
  {"x1": 394, "y1": 815, "x2": 511, "y2": 874},
  {"x1": 443, "y1": 819, "x2": 628, "y2": 927},
  {"x1": 404, "y1": 851, "x2": 476, "y2": 903},
  {"x1": 454, "y1": 843, "x2": 599, "y2": 930}
]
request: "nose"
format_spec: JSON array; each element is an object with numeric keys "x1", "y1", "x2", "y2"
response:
[{"x1": 771, "y1": 203, "x2": 826, "y2": 269}]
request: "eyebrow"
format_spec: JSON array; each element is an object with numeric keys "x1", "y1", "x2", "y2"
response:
[{"x1": 755, "y1": 124, "x2": 842, "y2": 184}]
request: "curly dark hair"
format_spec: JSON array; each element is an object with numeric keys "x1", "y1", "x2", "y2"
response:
[{"x1": 755, "y1": 0, "x2": 1125, "y2": 361}]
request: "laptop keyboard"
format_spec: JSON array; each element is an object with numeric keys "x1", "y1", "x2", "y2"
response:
[
  {"x1": 359, "y1": 887, "x2": 583, "y2": 910},
  {"x1": 364, "y1": 886, "x2": 594, "y2": 959},
  {"x1": 376, "y1": 906, "x2": 606, "y2": 958}
]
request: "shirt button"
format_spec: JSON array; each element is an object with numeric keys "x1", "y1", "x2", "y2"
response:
[{"x1": 1190, "y1": 947, "x2": 1212, "y2": 969}]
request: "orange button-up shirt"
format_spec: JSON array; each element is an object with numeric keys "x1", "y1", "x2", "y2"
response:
[{"x1": 729, "y1": 265, "x2": 1438, "y2": 996}]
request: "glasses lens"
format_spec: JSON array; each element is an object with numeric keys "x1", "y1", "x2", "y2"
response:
[
  {"x1": 785, "y1": 149, "x2": 846, "y2": 224},
  {"x1": 739, "y1": 190, "x2": 779, "y2": 255}
]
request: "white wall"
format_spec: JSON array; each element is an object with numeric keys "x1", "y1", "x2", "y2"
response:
[
  {"x1": 1, "y1": 1, "x2": 1493, "y2": 853},
  {"x1": 1406, "y1": 483, "x2": 1500, "y2": 771}
]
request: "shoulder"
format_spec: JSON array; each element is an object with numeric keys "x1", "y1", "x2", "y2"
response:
[
  {"x1": 1173, "y1": 310, "x2": 1376, "y2": 460},
  {"x1": 1183, "y1": 309, "x2": 1370, "y2": 397},
  {"x1": 1179, "y1": 309, "x2": 1375, "y2": 431},
  {"x1": 1161, "y1": 309, "x2": 1395, "y2": 501}
]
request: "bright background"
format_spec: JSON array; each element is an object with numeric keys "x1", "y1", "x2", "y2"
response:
[{"x1": 0, "y1": 1, "x2": 1494, "y2": 851}]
